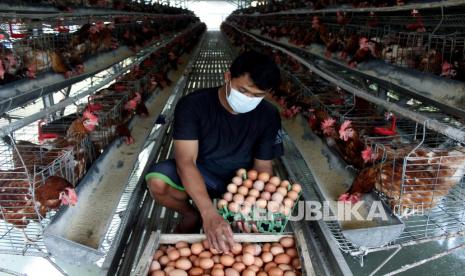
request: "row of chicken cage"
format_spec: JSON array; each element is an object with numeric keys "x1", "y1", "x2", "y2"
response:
[
  {"x1": 0, "y1": 14, "x2": 198, "y2": 85},
  {"x1": 0, "y1": 0, "x2": 191, "y2": 14},
  {"x1": 233, "y1": 0, "x2": 414, "y2": 14},
  {"x1": 226, "y1": 12, "x2": 465, "y2": 82},
  {"x1": 0, "y1": 22, "x2": 206, "y2": 255},
  {"x1": 222, "y1": 23, "x2": 465, "y2": 249}
]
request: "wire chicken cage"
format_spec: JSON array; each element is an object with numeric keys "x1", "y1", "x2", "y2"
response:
[
  {"x1": 228, "y1": 13, "x2": 465, "y2": 81},
  {"x1": 0, "y1": 137, "x2": 75, "y2": 255},
  {"x1": 0, "y1": 13, "x2": 197, "y2": 86}
]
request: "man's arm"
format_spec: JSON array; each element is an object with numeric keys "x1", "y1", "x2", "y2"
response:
[
  {"x1": 253, "y1": 158, "x2": 273, "y2": 175},
  {"x1": 174, "y1": 139, "x2": 236, "y2": 252}
]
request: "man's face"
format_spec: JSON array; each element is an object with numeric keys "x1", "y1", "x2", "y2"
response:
[{"x1": 226, "y1": 72, "x2": 270, "y2": 98}]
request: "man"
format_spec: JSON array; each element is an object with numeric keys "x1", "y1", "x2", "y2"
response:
[{"x1": 145, "y1": 50, "x2": 283, "y2": 252}]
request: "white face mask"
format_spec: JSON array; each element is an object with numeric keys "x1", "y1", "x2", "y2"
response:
[{"x1": 226, "y1": 81, "x2": 264, "y2": 113}]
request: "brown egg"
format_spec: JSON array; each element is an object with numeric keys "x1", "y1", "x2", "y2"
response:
[
  {"x1": 220, "y1": 255, "x2": 235, "y2": 267},
  {"x1": 233, "y1": 194, "x2": 244, "y2": 204},
  {"x1": 257, "y1": 172, "x2": 270, "y2": 182},
  {"x1": 159, "y1": 255, "x2": 170, "y2": 266},
  {"x1": 213, "y1": 264, "x2": 224, "y2": 270},
  {"x1": 268, "y1": 176, "x2": 281, "y2": 186},
  {"x1": 213, "y1": 255, "x2": 220, "y2": 264},
  {"x1": 232, "y1": 176, "x2": 242, "y2": 185},
  {"x1": 179, "y1": 247, "x2": 191, "y2": 257},
  {"x1": 191, "y1": 243, "x2": 204, "y2": 255},
  {"x1": 228, "y1": 202, "x2": 240, "y2": 213},
  {"x1": 175, "y1": 241, "x2": 189, "y2": 249},
  {"x1": 211, "y1": 268, "x2": 224, "y2": 276},
  {"x1": 199, "y1": 252, "x2": 212, "y2": 259},
  {"x1": 271, "y1": 192, "x2": 284, "y2": 203},
  {"x1": 199, "y1": 258, "x2": 214, "y2": 269},
  {"x1": 235, "y1": 256, "x2": 242, "y2": 262},
  {"x1": 280, "y1": 180, "x2": 290, "y2": 188},
  {"x1": 242, "y1": 269, "x2": 256, "y2": 276},
  {"x1": 253, "y1": 180, "x2": 265, "y2": 191},
  {"x1": 264, "y1": 183, "x2": 277, "y2": 193},
  {"x1": 267, "y1": 201, "x2": 280, "y2": 213},
  {"x1": 278, "y1": 264, "x2": 292, "y2": 271},
  {"x1": 242, "y1": 253, "x2": 255, "y2": 266},
  {"x1": 164, "y1": 266, "x2": 175, "y2": 274},
  {"x1": 264, "y1": 262, "x2": 277, "y2": 272},
  {"x1": 248, "y1": 265, "x2": 260, "y2": 272},
  {"x1": 292, "y1": 258, "x2": 301, "y2": 269},
  {"x1": 274, "y1": 254, "x2": 291, "y2": 265},
  {"x1": 262, "y1": 243, "x2": 271, "y2": 252},
  {"x1": 283, "y1": 198, "x2": 294, "y2": 208},
  {"x1": 260, "y1": 191, "x2": 271, "y2": 201},
  {"x1": 257, "y1": 273, "x2": 268, "y2": 276},
  {"x1": 224, "y1": 268, "x2": 240, "y2": 276},
  {"x1": 223, "y1": 192, "x2": 233, "y2": 202},
  {"x1": 261, "y1": 252, "x2": 273, "y2": 263},
  {"x1": 150, "y1": 270, "x2": 165, "y2": 276},
  {"x1": 236, "y1": 168, "x2": 247, "y2": 178},
  {"x1": 189, "y1": 255, "x2": 198, "y2": 263},
  {"x1": 231, "y1": 243, "x2": 242, "y2": 255},
  {"x1": 244, "y1": 244, "x2": 261, "y2": 256},
  {"x1": 243, "y1": 179, "x2": 253, "y2": 188},
  {"x1": 227, "y1": 184, "x2": 238, "y2": 194},
  {"x1": 167, "y1": 261, "x2": 176, "y2": 267},
  {"x1": 254, "y1": 257, "x2": 263, "y2": 267},
  {"x1": 194, "y1": 258, "x2": 201, "y2": 267},
  {"x1": 175, "y1": 258, "x2": 192, "y2": 270},
  {"x1": 287, "y1": 191, "x2": 299, "y2": 201},
  {"x1": 277, "y1": 187, "x2": 288, "y2": 197},
  {"x1": 167, "y1": 249, "x2": 180, "y2": 261},
  {"x1": 256, "y1": 199, "x2": 267, "y2": 209},
  {"x1": 232, "y1": 262, "x2": 245, "y2": 272},
  {"x1": 237, "y1": 186, "x2": 249, "y2": 196},
  {"x1": 154, "y1": 250, "x2": 164, "y2": 260},
  {"x1": 169, "y1": 269, "x2": 188, "y2": 276},
  {"x1": 217, "y1": 199, "x2": 228, "y2": 209},
  {"x1": 245, "y1": 196, "x2": 256, "y2": 205},
  {"x1": 285, "y1": 248, "x2": 297, "y2": 258},
  {"x1": 270, "y1": 245, "x2": 284, "y2": 256},
  {"x1": 202, "y1": 239, "x2": 210, "y2": 250},
  {"x1": 249, "y1": 188, "x2": 260, "y2": 198},
  {"x1": 291, "y1": 184, "x2": 302, "y2": 193},
  {"x1": 247, "y1": 170, "x2": 258, "y2": 180},
  {"x1": 279, "y1": 237, "x2": 295, "y2": 248},
  {"x1": 150, "y1": 261, "x2": 161, "y2": 272},
  {"x1": 268, "y1": 267, "x2": 284, "y2": 276},
  {"x1": 284, "y1": 271, "x2": 297, "y2": 276},
  {"x1": 188, "y1": 267, "x2": 204, "y2": 276}
]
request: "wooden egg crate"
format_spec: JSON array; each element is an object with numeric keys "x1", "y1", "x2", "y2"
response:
[{"x1": 133, "y1": 231, "x2": 312, "y2": 276}]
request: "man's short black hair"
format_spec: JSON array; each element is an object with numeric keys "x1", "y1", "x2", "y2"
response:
[{"x1": 230, "y1": 50, "x2": 281, "y2": 91}]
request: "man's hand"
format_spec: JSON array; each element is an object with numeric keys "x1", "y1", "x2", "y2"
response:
[{"x1": 202, "y1": 208, "x2": 236, "y2": 253}]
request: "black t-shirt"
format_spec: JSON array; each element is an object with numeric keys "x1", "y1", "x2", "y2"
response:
[{"x1": 173, "y1": 86, "x2": 284, "y2": 180}]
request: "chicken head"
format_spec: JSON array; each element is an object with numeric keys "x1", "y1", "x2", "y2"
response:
[{"x1": 59, "y1": 187, "x2": 78, "y2": 206}]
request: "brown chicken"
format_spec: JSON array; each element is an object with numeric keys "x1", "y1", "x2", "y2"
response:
[
  {"x1": 66, "y1": 110, "x2": 99, "y2": 141},
  {"x1": 0, "y1": 175, "x2": 77, "y2": 236},
  {"x1": 339, "y1": 147, "x2": 465, "y2": 216}
]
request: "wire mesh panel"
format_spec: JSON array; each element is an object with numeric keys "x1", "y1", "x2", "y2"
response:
[{"x1": 0, "y1": 137, "x2": 75, "y2": 255}]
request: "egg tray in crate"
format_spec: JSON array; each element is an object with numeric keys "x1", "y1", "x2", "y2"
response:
[{"x1": 218, "y1": 190, "x2": 302, "y2": 234}]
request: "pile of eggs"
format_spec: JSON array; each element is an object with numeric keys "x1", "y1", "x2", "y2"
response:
[
  {"x1": 149, "y1": 237, "x2": 301, "y2": 276},
  {"x1": 217, "y1": 169, "x2": 302, "y2": 217}
]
